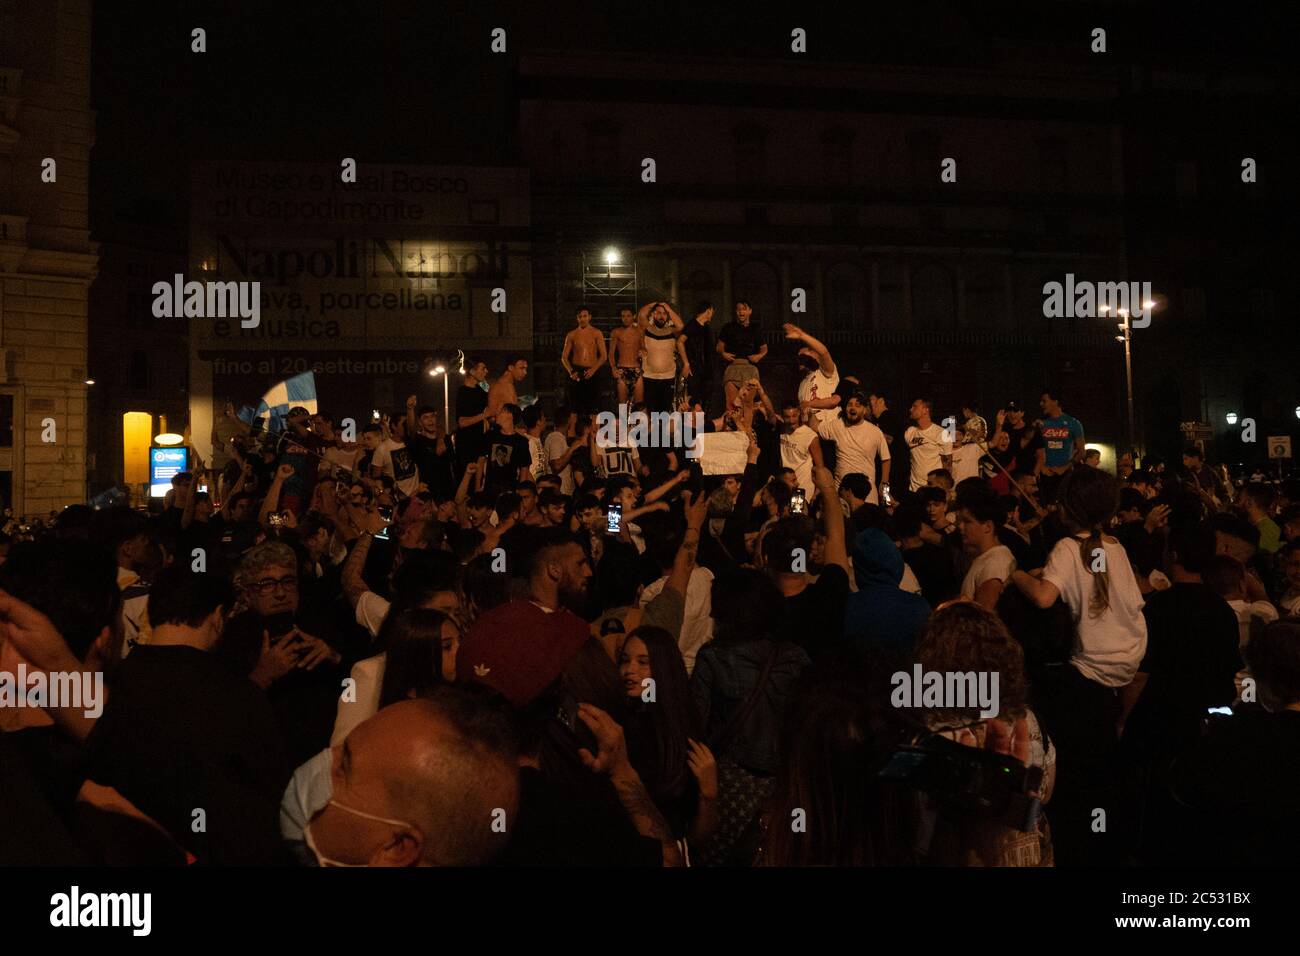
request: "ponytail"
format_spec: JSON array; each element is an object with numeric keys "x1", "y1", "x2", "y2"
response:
[{"x1": 1076, "y1": 525, "x2": 1111, "y2": 618}]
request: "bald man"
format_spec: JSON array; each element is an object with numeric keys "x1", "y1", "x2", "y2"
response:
[{"x1": 301, "y1": 687, "x2": 519, "y2": 866}]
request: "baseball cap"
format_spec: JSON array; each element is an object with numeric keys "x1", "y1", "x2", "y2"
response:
[
  {"x1": 457, "y1": 601, "x2": 591, "y2": 707},
  {"x1": 1004, "y1": 401, "x2": 1022, "y2": 414}
]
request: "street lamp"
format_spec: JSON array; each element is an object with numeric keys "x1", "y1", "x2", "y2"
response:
[
  {"x1": 1100, "y1": 303, "x2": 1140, "y2": 456},
  {"x1": 430, "y1": 364, "x2": 453, "y2": 430},
  {"x1": 1226, "y1": 411, "x2": 1239, "y2": 426},
  {"x1": 1294, "y1": 405, "x2": 1300, "y2": 420},
  {"x1": 603, "y1": 246, "x2": 620, "y2": 266}
]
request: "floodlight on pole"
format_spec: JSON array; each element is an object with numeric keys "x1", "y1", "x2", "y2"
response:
[{"x1": 603, "y1": 246, "x2": 620, "y2": 266}]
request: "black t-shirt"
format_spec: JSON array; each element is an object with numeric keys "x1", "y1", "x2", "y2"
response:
[
  {"x1": 718, "y1": 320, "x2": 761, "y2": 360},
  {"x1": 682, "y1": 319, "x2": 713, "y2": 375},
  {"x1": 85, "y1": 644, "x2": 289, "y2": 864},
  {"x1": 871, "y1": 407, "x2": 907, "y2": 494},
  {"x1": 408, "y1": 433, "x2": 456, "y2": 498},
  {"x1": 483, "y1": 430, "x2": 531, "y2": 495},
  {"x1": 1008, "y1": 425, "x2": 1042, "y2": 475},
  {"x1": 1127, "y1": 583, "x2": 1241, "y2": 759},
  {"x1": 495, "y1": 767, "x2": 662, "y2": 866},
  {"x1": 902, "y1": 542, "x2": 959, "y2": 607},
  {"x1": 455, "y1": 385, "x2": 490, "y2": 460},
  {"x1": 782, "y1": 564, "x2": 851, "y2": 661},
  {"x1": 0, "y1": 728, "x2": 89, "y2": 865}
]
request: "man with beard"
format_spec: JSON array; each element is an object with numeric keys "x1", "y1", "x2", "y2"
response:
[
  {"x1": 456, "y1": 529, "x2": 595, "y2": 702},
  {"x1": 816, "y1": 392, "x2": 890, "y2": 503}
]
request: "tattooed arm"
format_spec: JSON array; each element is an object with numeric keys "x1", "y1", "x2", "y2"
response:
[{"x1": 577, "y1": 703, "x2": 685, "y2": 867}]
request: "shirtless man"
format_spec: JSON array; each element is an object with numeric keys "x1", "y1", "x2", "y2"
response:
[
  {"x1": 608, "y1": 307, "x2": 645, "y2": 405},
  {"x1": 561, "y1": 307, "x2": 607, "y2": 415},
  {"x1": 487, "y1": 356, "x2": 529, "y2": 416},
  {"x1": 637, "y1": 300, "x2": 688, "y2": 413}
]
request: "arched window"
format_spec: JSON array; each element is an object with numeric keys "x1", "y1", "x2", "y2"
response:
[
  {"x1": 826, "y1": 263, "x2": 868, "y2": 331},
  {"x1": 965, "y1": 269, "x2": 1003, "y2": 328},
  {"x1": 911, "y1": 263, "x2": 956, "y2": 331}
]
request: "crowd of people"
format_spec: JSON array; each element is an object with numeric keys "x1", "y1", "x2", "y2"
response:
[{"x1": 2, "y1": 298, "x2": 1299, "y2": 867}]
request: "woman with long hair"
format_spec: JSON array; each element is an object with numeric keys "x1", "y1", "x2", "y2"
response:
[
  {"x1": 1009, "y1": 464, "x2": 1145, "y2": 865},
  {"x1": 329, "y1": 601, "x2": 460, "y2": 746},
  {"x1": 690, "y1": 567, "x2": 810, "y2": 865},
  {"x1": 617, "y1": 626, "x2": 718, "y2": 846}
]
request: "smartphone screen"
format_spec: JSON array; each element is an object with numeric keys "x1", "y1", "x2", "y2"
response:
[
  {"x1": 790, "y1": 490, "x2": 806, "y2": 515},
  {"x1": 606, "y1": 502, "x2": 622, "y2": 534}
]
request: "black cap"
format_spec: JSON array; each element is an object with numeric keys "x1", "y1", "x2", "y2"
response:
[{"x1": 1005, "y1": 401, "x2": 1022, "y2": 413}]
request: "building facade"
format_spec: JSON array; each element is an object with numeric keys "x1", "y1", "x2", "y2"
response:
[{"x1": 0, "y1": 0, "x2": 97, "y2": 517}]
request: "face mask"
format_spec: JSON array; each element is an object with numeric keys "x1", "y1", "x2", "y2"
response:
[
  {"x1": 303, "y1": 799, "x2": 415, "y2": 868},
  {"x1": 288, "y1": 748, "x2": 415, "y2": 866},
  {"x1": 280, "y1": 746, "x2": 334, "y2": 843}
]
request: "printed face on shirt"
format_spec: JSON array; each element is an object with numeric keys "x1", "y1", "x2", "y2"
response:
[{"x1": 618, "y1": 635, "x2": 652, "y2": 699}]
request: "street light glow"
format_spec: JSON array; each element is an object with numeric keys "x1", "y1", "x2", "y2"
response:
[
  {"x1": 434, "y1": 365, "x2": 446, "y2": 375},
  {"x1": 603, "y1": 246, "x2": 620, "y2": 265},
  {"x1": 1226, "y1": 412, "x2": 1239, "y2": 425}
]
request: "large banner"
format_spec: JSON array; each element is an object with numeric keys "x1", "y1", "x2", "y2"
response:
[{"x1": 188, "y1": 162, "x2": 531, "y2": 461}]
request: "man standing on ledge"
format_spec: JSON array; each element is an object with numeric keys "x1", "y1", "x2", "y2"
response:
[
  {"x1": 488, "y1": 355, "x2": 530, "y2": 417},
  {"x1": 717, "y1": 300, "x2": 767, "y2": 408},
  {"x1": 561, "y1": 307, "x2": 607, "y2": 416},
  {"x1": 1037, "y1": 388, "x2": 1084, "y2": 504}
]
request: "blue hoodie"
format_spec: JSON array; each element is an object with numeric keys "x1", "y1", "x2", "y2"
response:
[{"x1": 843, "y1": 528, "x2": 931, "y2": 652}]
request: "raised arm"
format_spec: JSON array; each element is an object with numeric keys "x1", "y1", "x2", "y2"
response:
[
  {"x1": 813, "y1": 465, "x2": 850, "y2": 574},
  {"x1": 259, "y1": 463, "x2": 294, "y2": 529},
  {"x1": 783, "y1": 323, "x2": 835, "y2": 377}
]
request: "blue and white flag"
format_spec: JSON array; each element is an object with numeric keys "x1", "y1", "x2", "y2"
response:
[{"x1": 237, "y1": 371, "x2": 318, "y2": 436}]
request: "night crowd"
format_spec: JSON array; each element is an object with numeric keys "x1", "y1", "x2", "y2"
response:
[{"x1": 2, "y1": 300, "x2": 1298, "y2": 867}]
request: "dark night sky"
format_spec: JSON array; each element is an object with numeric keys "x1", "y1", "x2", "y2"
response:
[{"x1": 89, "y1": 0, "x2": 1300, "y2": 234}]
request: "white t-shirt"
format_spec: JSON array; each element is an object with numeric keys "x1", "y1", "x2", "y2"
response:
[
  {"x1": 642, "y1": 325, "x2": 678, "y2": 379},
  {"x1": 640, "y1": 566, "x2": 714, "y2": 674},
  {"x1": 961, "y1": 544, "x2": 1016, "y2": 601},
  {"x1": 904, "y1": 424, "x2": 952, "y2": 491},
  {"x1": 816, "y1": 417, "x2": 890, "y2": 503},
  {"x1": 951, "y1": 442, "x2": 983, "y2": 484},
  {"x1": 797, "y1": 367, "x2": 840, "y2": 425},
  {"x1": 331, "y1": 653, "x2": 385, "y2": 747},
  {"x1": 1226, "y1": 598, "x2": 1279, "y2": 651},
  {"x1": 372, "y1": 439, "x2": 420, "y2": 498},
  {"x1": 780, "y1": 425, "x2": 817, "y2": 495},
  {"x1": 543, "y1": 431, "x2": 574, "y2": 494},
  {"x1": 1042, "y1": 535, "x2": 1147, "y2": 688},
  {"x1": 355, "y1": 590, "x2": 391, "y2": 639},
  {"x1": 322, "y1": 445, "x2": 362, "y2": 477}
]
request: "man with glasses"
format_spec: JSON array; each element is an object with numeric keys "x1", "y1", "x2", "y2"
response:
[{"x1": 217, "y1": 542, "x2": 352, "y2": 765}]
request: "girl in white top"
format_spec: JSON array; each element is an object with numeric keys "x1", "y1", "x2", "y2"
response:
[{"x1": 1010, "y1": 466, "x2": 1147, "y2": 688}]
